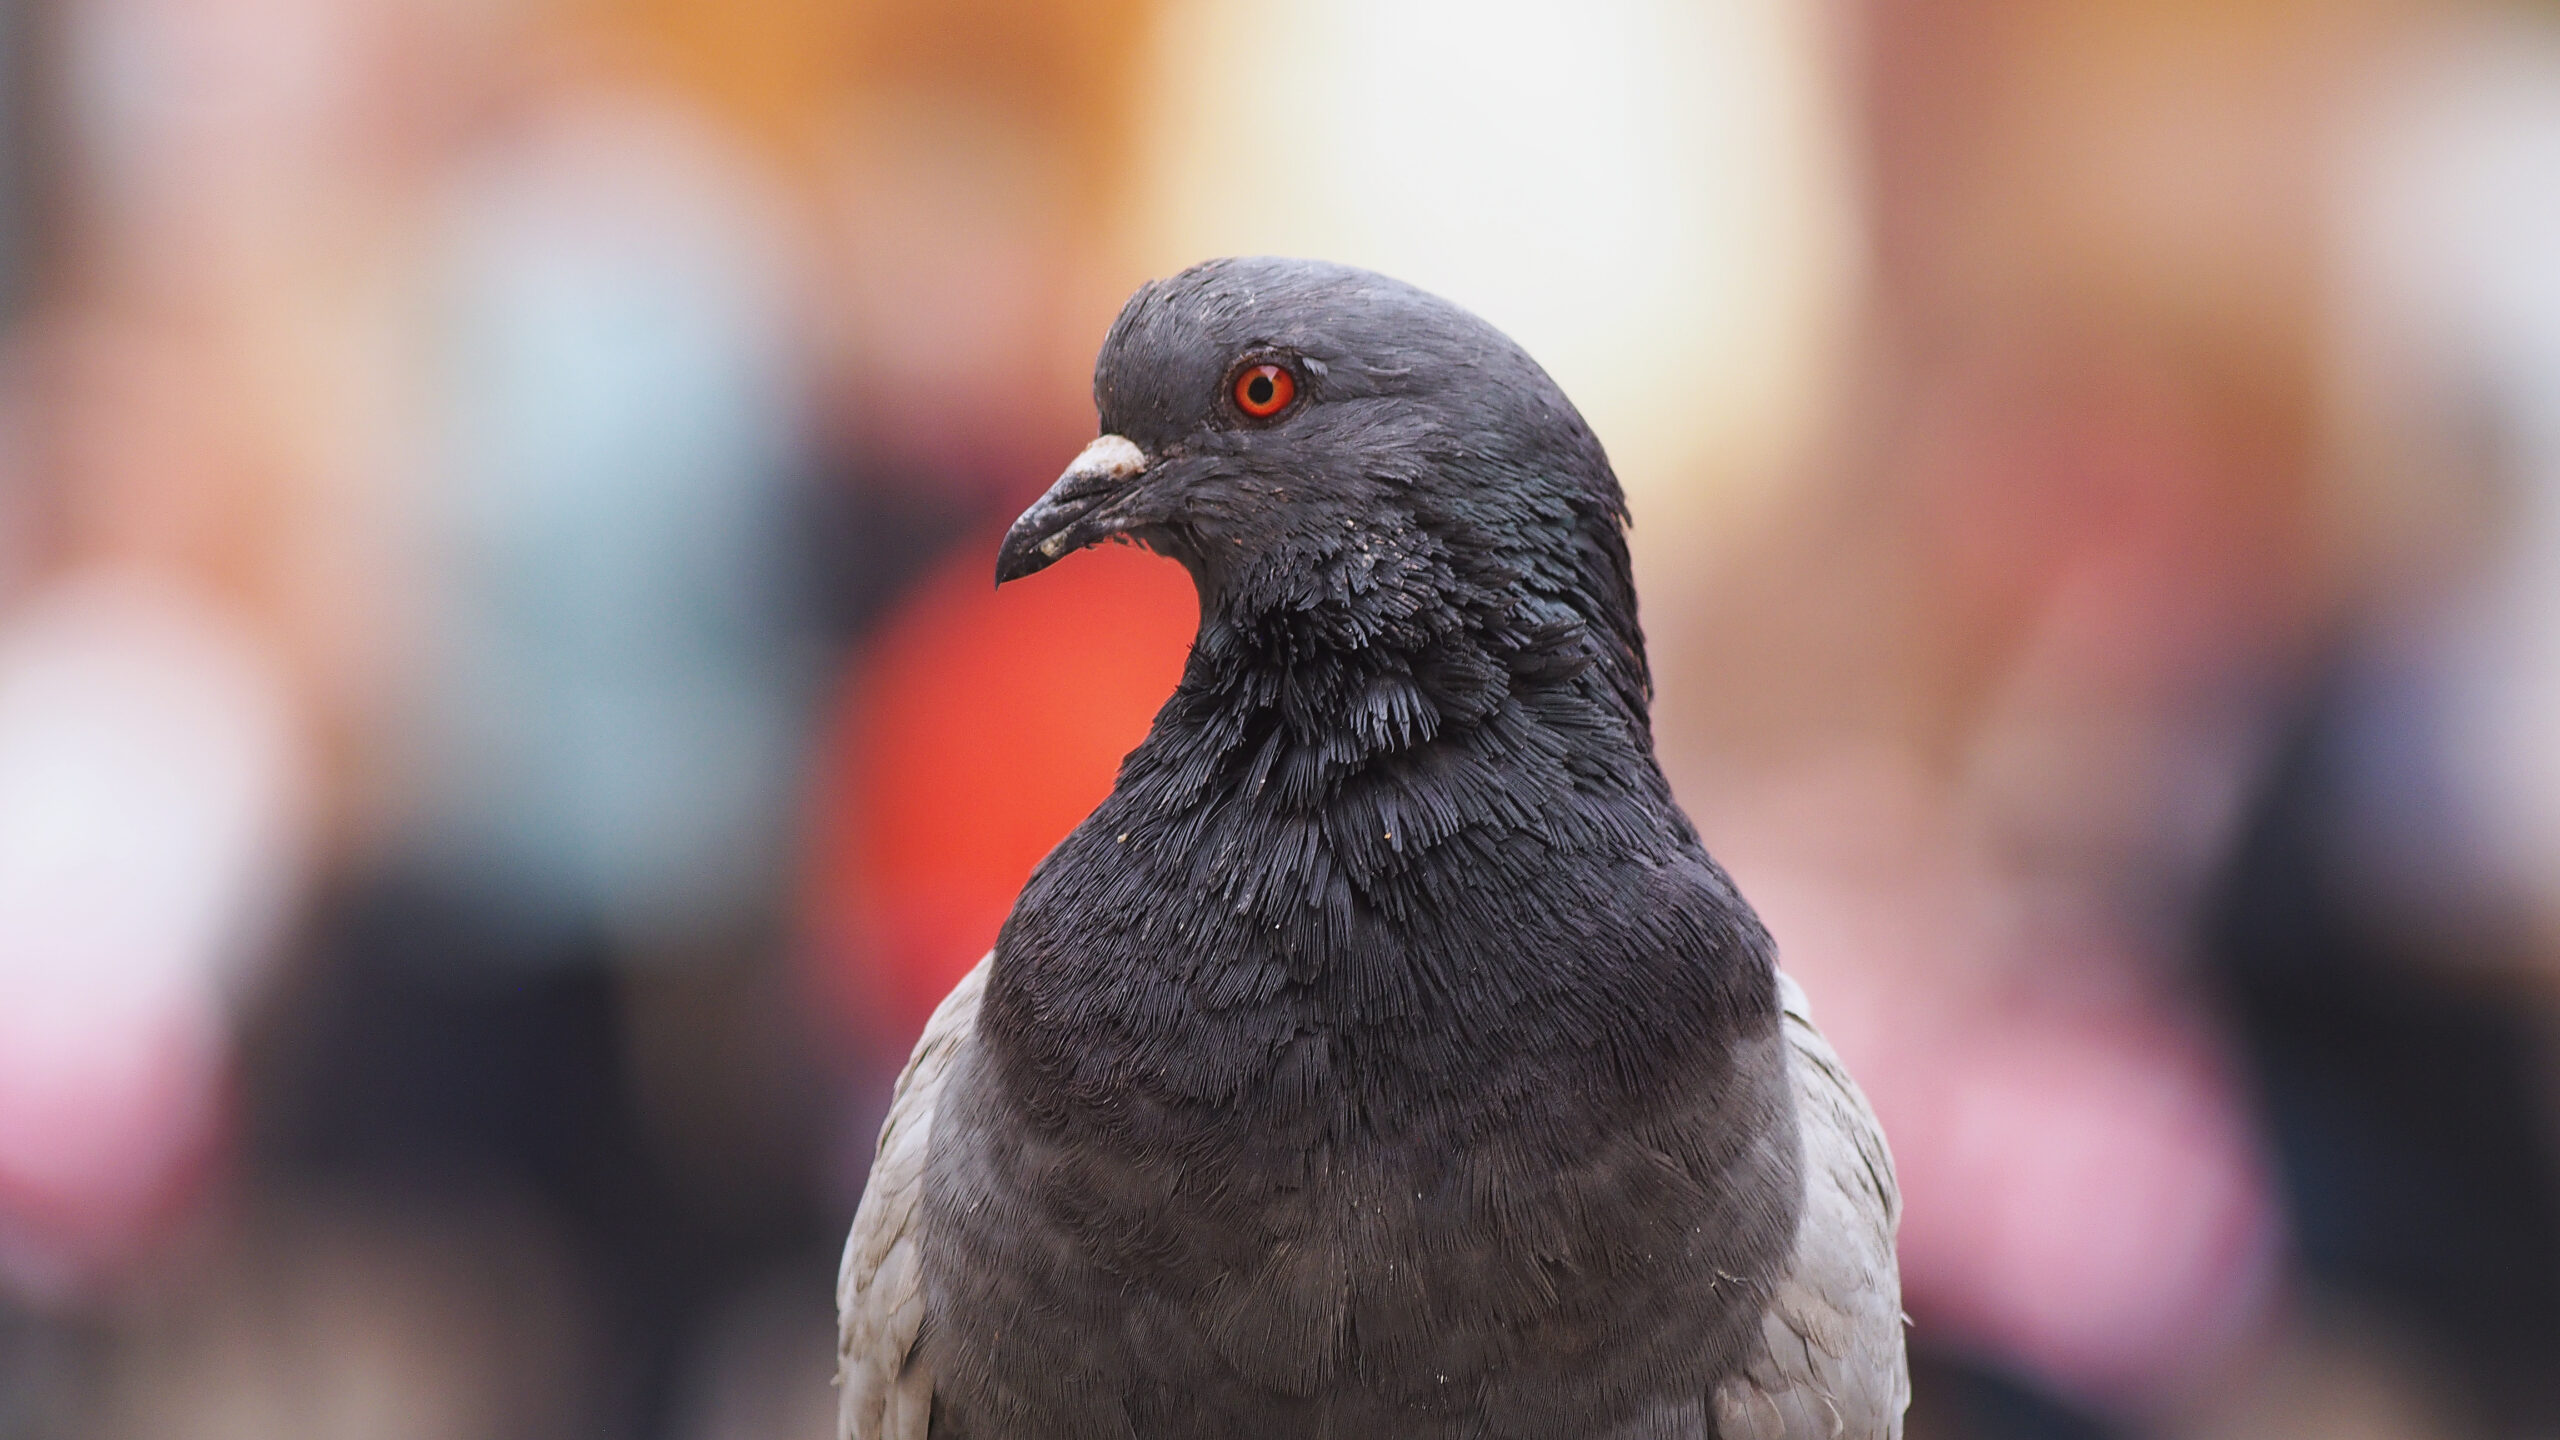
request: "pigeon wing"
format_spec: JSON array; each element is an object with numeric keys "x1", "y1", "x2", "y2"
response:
[
  {"x1": 1712, "y1": 972, "x2": 1909, "y2": 1440},
  {"x1": 837, "y1": 955, "x2": 989, "y2": 1440}
]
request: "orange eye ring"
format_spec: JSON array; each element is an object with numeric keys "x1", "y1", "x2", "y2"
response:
[{"x1": 1232, "y1": 363, "x2": 1296, "y2": 419}]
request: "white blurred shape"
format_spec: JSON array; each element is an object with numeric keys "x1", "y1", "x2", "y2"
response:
[
  {"x1": 0, "y1": 569, "x2": 308, "y2": 1296},
  {"x1": 2332, "y1": 15, "x2": 2560, "y2": 935},
  {"x1": 1132, "y1": 0, "x2": 1857, "y2": 533}
]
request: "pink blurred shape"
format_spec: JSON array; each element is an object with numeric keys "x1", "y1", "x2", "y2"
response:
[
  {"x1": 0, "y1": 569, "x2": 307, "y2": 1298},
  {"x1": 1890, "y1": 998, "x2": 2283, "y2": 1400},
  {"x1": 1726, "y1": 759, "x2": 2284, "y2": 1413}
]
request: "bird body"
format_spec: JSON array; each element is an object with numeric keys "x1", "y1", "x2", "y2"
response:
[{"x1": 839, "y1": 259, "x2": 1904, "y2": 1439}]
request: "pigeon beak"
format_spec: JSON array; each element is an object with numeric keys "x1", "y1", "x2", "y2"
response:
[{"x1": 996, "y1": 434, "x2": 1153, "y2": 585}]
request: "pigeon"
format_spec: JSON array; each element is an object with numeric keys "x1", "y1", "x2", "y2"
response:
[{"x1": 837, "y1": 257, "x2": 1905, "y2": 1440}]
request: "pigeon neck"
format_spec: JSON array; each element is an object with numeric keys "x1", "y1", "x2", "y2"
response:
[
  {"x1": 1095, "y1": 585, "x2": 1685, "y2": 891},
  {"x1": 1171, "y1": 591, "x2": 1642, "y2": 781},
  {"x1": 989, "y1": 579, "x2": 1767, "y2": 1119}
]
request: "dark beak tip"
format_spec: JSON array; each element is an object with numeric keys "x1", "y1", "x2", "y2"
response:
[{"x1": 993, "y1": 524, "x2": 1060, "y2": 587}]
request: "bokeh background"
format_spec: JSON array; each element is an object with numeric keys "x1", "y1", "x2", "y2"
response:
[{"x1": 1, "y1": 0, "x2": 2558, "y2": 1435}]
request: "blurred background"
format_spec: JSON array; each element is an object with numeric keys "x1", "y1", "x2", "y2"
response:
[{"x1": 0, "y1": 0, "x2": 2557, "y2": 1435}]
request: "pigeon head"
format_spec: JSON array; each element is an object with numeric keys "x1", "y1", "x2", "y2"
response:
[{"x1": 997, "y1": 258, "x2": 1645, "y2": 708}]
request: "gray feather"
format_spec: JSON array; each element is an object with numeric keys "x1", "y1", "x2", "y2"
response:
[
  {"x1": 837, "y1": 957, "x2": 987, "y2": 1440},
  {"x1": 1714, "y1": 973, "x2": 1908, "y2": 1440}
]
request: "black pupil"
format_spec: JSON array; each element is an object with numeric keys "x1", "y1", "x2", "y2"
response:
[{"x1": 1246, "y1": 373, "x2": 1275, "y2": 407}]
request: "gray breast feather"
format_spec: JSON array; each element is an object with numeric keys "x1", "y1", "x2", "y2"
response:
[
  {"x1": 1714, "y1": 972, "x2": 1909, "y2": 1439},
  {"x1": 835, "y1": 961, "x2": 1905, "y2": 1440},
  {"x1": 838, "y1": 956, "x2": 988, "y2": 1440}
]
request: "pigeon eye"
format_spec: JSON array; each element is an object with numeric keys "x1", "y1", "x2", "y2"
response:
[{"x1": 1232, "y1": 363, "x2": 1297, "y2": 419}]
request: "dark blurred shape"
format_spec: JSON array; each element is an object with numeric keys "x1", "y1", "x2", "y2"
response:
[
  {"x1": 91, "y1": 1188, "x2": 597, "y2": 1440},
  {"x1": 667, "y1": 1265, "x2": 840, "y2": 1440},
  {"x1": 1907, "y1": 1357, "x2": 2120, "y2": 1440},
  {"x1": 250, "y1": 880, "x2": 838, "y2": 1440},
  {"x1": 0, "y1": 1299, "x2": 82, "y2": 1439},
  {"x1": 2253, "y1": 12, "x2": 2560, "y2": 1431},
  {"x1": 2208, "y1": 654, "x2": 2560, "y2": 1434},
  {"x1": 0, "y1": 0, "x2": 32, "y2": 326}
]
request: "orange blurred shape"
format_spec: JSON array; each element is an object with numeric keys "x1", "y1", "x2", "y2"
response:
[{"x1": 804, "y1": 537, "x2": 1196, "y2": 1052}]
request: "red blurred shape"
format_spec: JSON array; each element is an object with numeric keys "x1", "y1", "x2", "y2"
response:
[{"x1": 805, "y1": 538, "x2": 1196, "y2": 1052}]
